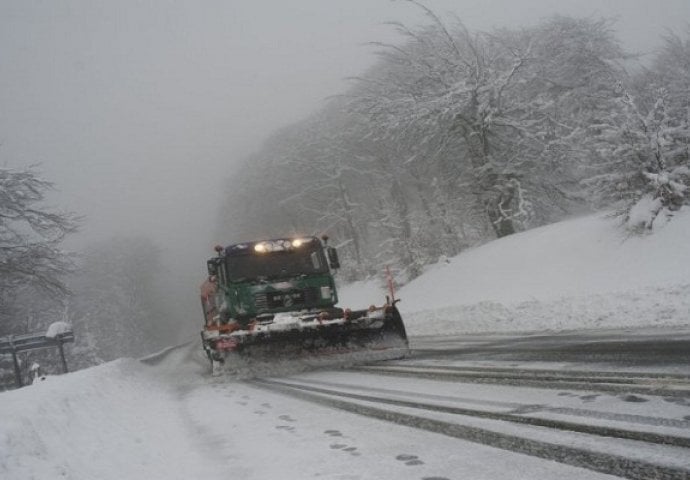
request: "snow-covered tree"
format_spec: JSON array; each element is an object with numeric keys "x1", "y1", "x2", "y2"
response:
[
  {"x1": 583, "y1": 29, "x2": 690, "y2": 232},
  {"x1": 348, "y1": 8, "x2": 625, "y2": 238},
  {"x1": 216, "y1": 10, "x2": 683, "y2": 283},
  {"x1": 0, "y1": 166, "x2": 78, "y2": 328},
  {"x1": 273, "y1": 111, "x2": 372, "y2": 274},
  {"x1": 67, "y1": 236, "x2": 171, "y2": 364},
  {"x1": 0, "y1": 167, "x2": 78, "y2": 297}
]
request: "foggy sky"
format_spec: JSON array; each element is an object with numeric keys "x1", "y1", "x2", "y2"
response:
[{"x1": 1, "y1": 0, "x2": 688, "y2": 322}]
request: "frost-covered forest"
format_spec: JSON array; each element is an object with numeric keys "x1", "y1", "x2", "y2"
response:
[
  {"x1": 219, "y1": 13, "x2": 690, "y2": 282},
  {"x1": 0, "y1": 169, "x2": 177, "y2": 380},
  {"x1": 1, "y1": 7, "x2": 689, "y2": 382}
]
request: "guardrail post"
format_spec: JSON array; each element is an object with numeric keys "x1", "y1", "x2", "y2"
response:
[
  {"x1": 57, "y1": 337, "x2": 68, "y2": 373},
  {"x1": 11, "y1": 348, "x2": 23, "y2": 388}
]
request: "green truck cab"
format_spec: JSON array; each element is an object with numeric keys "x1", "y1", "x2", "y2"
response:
[{"x1": 206, "y1": 236, "x2": 342, "y2": 324}]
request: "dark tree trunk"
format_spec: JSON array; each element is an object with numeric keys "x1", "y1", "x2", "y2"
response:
[{"x1": 486, "y1": 179, "x2": 518, "y2": 238}]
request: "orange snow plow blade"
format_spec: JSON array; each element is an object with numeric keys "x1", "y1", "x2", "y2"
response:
[{"x1": 201, "y1": 305, "x2": 409, "y2": 374}]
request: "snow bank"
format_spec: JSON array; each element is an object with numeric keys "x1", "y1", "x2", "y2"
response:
[
  {"x1": 404, "y1": 283, "x2": 690, "y2": 335},
  {"x1": 0, "y1": 359, "x2": 219, "y2": 480},
  {"x1": 338, "y1": 210, "x2": 690, "y2": 335}
]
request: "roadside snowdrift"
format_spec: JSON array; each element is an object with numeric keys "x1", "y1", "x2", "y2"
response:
[
  {"x1": 339, "y1": 211, "x2": 690, "y2": 334},
  {"x1": 0, "y1": 357, "x2": 219, "y2": 480}
]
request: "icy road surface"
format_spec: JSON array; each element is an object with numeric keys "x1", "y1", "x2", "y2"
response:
[{"x1": 3, "y1": 329, "x2": 690, "y2": 480}]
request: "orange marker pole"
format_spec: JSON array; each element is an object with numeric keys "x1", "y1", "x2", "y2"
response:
[{"x1": 386, "y1": 266, "x2": 396, "y2": 304}]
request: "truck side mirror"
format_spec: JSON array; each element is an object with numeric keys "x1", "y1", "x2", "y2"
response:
[
  {"x1": 207, "y1": 259, "x2": 219, "y2": 276},
  {"x1": 326, "y1": 246, "x2": 340, "y2": 270}
]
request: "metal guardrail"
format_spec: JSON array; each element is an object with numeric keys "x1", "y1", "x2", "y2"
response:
[
  {"x1": 0, "y1": 330, "x2": 75, "y2": 389},
  {"x1": 0, "y1": 331, "x2": 75, "y2": 354}
]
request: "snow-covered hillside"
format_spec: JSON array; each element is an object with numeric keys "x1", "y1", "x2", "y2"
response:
[{"x1": 338, "y1": 211, "x2": 690, "y2": 335}]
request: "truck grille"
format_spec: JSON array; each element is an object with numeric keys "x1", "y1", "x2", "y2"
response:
[
  {"x1": 254, "y1": 288, "x2": 319, "y2": 310},
  {"x1": 254, "y1": 293, "x2": 268, "y2": 310}
]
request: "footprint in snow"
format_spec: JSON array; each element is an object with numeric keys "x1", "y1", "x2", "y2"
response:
[
  {"x1": 329, "y1": 442, "x2": 360, "y2": 456},
  {"x1": 396, "y1": 454, "x2": 425, "y2": 466},
  {"x1": 579, "y1": 394, "x2": 600, "y2": 402},
  {"x1": 279, "y1": 414, "x2": 296, "y2": 422},
  {"x1": 664, "y1": 397, "x2": 690, "y2": 407},
  {"x1": 276, "y1": 425, "x2": 295, "y2": 432},
  {"x1": 324, "y1": 429, "x2": 343, "y2": 437},
  {"x1": 261, "y1": 403, "x2": 272, "y2": 409}
]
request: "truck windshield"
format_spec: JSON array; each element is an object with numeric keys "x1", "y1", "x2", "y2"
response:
[{"x1": 225, "y1": 249, "x2": 328, "y2": 282}]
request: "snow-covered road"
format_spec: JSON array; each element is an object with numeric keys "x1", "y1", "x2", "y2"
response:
[{"x1": 3, "y1": 329, "x2": 690, "y2": 480}]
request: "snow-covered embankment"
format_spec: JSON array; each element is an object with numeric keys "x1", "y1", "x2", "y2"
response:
[{"x1": 339, "y1": 211, "x2": 690, "y2": 335}]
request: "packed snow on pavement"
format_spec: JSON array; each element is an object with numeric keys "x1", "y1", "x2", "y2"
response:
[
  {"x1": 2, "y1": 211, "x2": 690, "y2": 479},
  {"x1": 0, "y1": 344, "x2": 643, "y2": 480}
]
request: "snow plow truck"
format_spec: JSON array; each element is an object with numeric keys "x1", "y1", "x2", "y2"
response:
[{"x1": 200, "y1": 236, "x2": 409, "y2": 373}]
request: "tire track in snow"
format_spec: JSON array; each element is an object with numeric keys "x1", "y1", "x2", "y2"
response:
[
  {"x1": 290, "y1": 376, "x2": 690, "y2": 430},
  {"x1": 254, "y1": 378, "x2": 690, "y2": 447},
  {"x1": 353, "y1": 364, "x2": 690, "y2": 397},
  {"x1": 250, "y1": 378, "x2": 690, "y2": 480}
]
